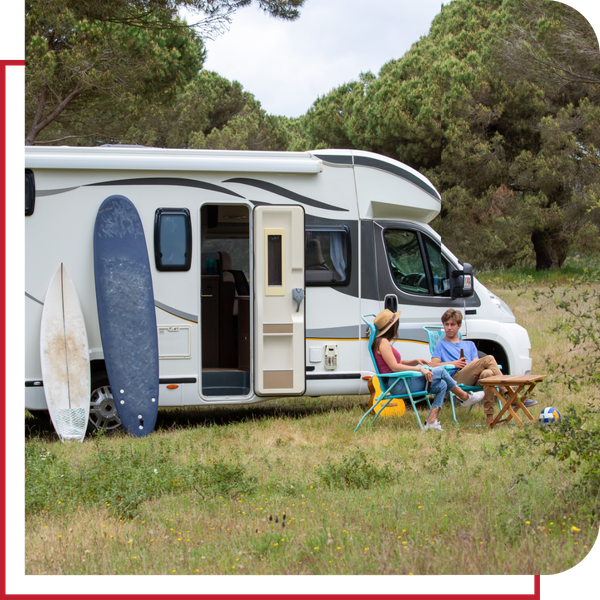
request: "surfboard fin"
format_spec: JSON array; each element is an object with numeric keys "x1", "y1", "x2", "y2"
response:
[{"x1": 54, "y1": 408, "x2": 87, "y2": 442}]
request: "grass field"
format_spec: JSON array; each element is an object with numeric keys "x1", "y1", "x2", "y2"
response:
[{"x1": 24, "y1": 272, "x2": 600, "y2": 575}]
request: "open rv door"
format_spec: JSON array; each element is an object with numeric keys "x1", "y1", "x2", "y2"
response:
[{"x1": 254, "y1": 205, "x2": 306, "y2": 396}]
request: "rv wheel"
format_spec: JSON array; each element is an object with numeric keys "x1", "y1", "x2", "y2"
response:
[{"x1": 88, "y1": 374, "x2": 123, "y2": 432}]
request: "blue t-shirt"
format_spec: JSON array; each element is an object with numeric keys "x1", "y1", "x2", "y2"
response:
[{"x1": 432, "y1": 338, "x2": 478, "y2": 376}]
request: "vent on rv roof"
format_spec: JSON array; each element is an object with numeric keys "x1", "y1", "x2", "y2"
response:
[{"x1": 25, "y1": 169, "x2": 35, "y2": 216}]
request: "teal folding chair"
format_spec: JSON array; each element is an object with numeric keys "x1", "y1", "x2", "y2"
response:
[
  {"x1": 421, "y1": 326, "x2": 462, "y2": 424},
  {"x1": 422, "y1": 325, "x2": 502, "y2": 413},
  {"x1": 355, "y1": 315, "x2": 432, "y2": 433}
]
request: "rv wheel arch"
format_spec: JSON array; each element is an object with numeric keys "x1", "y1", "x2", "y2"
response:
[{"x1": 473, "y1": 341, "x2": 509, "y2": 375}]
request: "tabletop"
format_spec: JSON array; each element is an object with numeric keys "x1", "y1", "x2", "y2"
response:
[{"x1": 478, "y1": 374, "x2": 546, "y2": 385}]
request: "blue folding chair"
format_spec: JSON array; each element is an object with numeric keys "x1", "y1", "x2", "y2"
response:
[
  {"x1": 355, "y1": 315, "x2": 432, "y2": 433},
  {"x1": 423, "y1": 326, "x2": 502, "y2": 413}
]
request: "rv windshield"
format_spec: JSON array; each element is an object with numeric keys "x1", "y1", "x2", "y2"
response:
[{"x1": 384, "y1": 229, "x2": 451, "y2": 297}]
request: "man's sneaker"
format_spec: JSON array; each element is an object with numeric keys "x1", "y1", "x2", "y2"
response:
[
  {"x1": 512, "y1": 398, "x2": 538, "y2": 408},
  {"x1": 423, "y1": 420, "x2": 443, "y2": 431},
  {"x1": 461, "y1": 391, "x2": 485, "y2": 407}
]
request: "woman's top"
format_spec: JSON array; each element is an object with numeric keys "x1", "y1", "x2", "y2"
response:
[{"x1": 374, "y1": 345, "x2": 401, "y2": 374}]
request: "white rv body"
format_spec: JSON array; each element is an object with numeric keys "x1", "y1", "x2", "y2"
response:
[{"x1": 25, "y1": 146, "x2": 532, "y2": 424}]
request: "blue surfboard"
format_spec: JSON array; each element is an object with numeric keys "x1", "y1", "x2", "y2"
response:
[{"x1": 94, "y1": 195, "x2": 159, "y2": 437}]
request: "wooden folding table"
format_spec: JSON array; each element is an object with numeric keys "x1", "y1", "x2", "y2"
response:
[{"x1": 477, "y1": 374, "x2": 546, "y2": 429}]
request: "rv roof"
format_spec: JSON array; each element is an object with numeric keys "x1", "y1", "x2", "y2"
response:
[
  {"x1": 24, "y1": 146, "x2": 441, "y2": 205},
  {"x1": 25, "y1": 146, "x2": 324, "y2": 175}
]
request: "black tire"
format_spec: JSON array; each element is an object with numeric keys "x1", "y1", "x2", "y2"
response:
[{"x1": 88, "y1": 372, "x2": 123, "y2": 433}]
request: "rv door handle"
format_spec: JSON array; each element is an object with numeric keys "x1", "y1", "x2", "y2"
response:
[{"x1": 292, "y1": 288, "x2": 304, "y2": 312}]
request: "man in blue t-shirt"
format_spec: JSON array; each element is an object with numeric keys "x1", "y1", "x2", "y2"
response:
[{"x1": 431, "y1": 309, "x2": 509, "y2": 427}]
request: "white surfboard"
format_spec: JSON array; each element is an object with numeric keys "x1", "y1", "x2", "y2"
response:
[{"x1": 40, "y1": 264, "x2": 90, "y2": 442}]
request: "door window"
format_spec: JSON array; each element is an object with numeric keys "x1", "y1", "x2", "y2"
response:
[
  {"x1": 423, "y1": 237, "x2": 451, "y2": 297},
  {"x1": 384, "y1": 230, "x2": 429, "y2": 295},
  {"x1": 384, "y1": 229, "x2": 452, "y2": 297}
]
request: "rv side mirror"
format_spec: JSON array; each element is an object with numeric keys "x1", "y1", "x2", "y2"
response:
[
  {"x1": 384, "y1": 294, "x2": 398, "y2": 313},
  {"x1": 450, "y1": 263, "x2": 474, "y2": 298}
]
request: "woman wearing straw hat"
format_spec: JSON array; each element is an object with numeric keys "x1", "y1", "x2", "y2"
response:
[{"x1": 372, "y1": 309, "x2": 484, "y2": 431}]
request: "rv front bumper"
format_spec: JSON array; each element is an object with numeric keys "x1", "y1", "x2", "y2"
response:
[{"x1": 497, "y1": 322, "x2": 532, "y2": 375}]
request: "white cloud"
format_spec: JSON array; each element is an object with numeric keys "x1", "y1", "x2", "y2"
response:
[{"x1": 201, "y1": 0, "x2": 445, "y2": 117}]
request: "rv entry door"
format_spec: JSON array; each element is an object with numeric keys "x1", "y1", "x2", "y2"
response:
[{"x1": 254, "y1": 205, "x2": 306, "y2": 396}]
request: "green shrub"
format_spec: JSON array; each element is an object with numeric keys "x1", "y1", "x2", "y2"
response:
[
  {"x1": 25, "y1": 439, "x2": 256, "y2": 518},
  {"x1": 513, "y1": 403, "x2": 600, "y2": 520},
  {"x1": 531, "y1": 269, "x2": 600, "y2": 391},
  {"x1": 315, "y1": 448, "x2": 399, "y2": 490}
]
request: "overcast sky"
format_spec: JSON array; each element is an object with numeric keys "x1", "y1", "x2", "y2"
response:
[{"x1": 200, "y1": 0, "x2": 447, "y2": 117}]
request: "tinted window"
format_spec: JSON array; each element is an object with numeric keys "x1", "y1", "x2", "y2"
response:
[
  {"x1": 423, "y1": 237, "x2": 451, "y2": 297},
  {"x1": 154, "y1": 208, "x2": 192, "y2": 271},
  {"x1": 384, "y1": 230, "x2": 428, "y2": 295},
  {"x1": 305, "y1": 228, "x2": 349, "y2": 285},
  {"x1": 25, "y1": 169, "x2": 35, "y2": 216},
  {"x1": 267, "y1": 234, "x2": 283, "y2": 286},
  {"x1": 384, "y1": 229, "x2": 455, "y2": 297}
]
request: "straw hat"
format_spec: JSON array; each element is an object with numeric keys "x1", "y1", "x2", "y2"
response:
[{"x1": 374, "y1": 309, "x2": 401, "y2": 337}]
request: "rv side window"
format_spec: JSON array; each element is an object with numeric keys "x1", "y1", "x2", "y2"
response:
[
  {"x1": 384, "y1": 229, "x2": 453, "y2": 297},
  {"x1": 25, "y1": 169, "x2": 35, "y2": 216},
  {"x1": 384, "y1": 230, "x2": 429, "y2": 295},
  {"x1": 423, "y1": 237, "x2": 451, "y2": 297},
  {"x1": 305, "y1": 227, "x2": 349, "y2": 285},
  {"x1": 154, "y1": 208, "x2": 192, "y2": 271}
]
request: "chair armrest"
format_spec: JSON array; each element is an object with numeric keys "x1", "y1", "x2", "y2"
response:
[{"x1": 378, "y1": 370, "x2": 423, "y2": 379}]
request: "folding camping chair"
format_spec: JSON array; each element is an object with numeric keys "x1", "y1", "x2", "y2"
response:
[
  {"x1": 355, "y1": 315, "x2": 432, "y2": 433},
  {"x1": 422, "y1": 325, "x2": 502, "y2": 415}
]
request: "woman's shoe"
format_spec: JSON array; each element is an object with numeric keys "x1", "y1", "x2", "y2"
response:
[{"x1": 423, "y1": 420, "x2": 443, "y2": 431}]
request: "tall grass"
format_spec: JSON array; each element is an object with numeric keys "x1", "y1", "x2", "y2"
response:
[{"x1": 25, "y1": 274, "x2": 599, "y2": 575}]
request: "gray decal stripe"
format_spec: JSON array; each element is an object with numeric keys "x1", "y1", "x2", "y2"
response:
[
  {"x1": 155, "y1": 301, "x2": 198, "y2": 323},
  {"x1": 224, "y1": 178, "x2": 349, "y2": 212},
  {"x1": 36, "y1": 187, "x2": 80, "y2": 197},
  {"x1": 354, "y1": 156, "x2": 441, "y2": 201},
  {"x1": 306, "y1": 325, "x2": 359, "y2": 339},
  {"x1": 26, "y1": 292, "x2": 44, "y2": 306},
  {"x1": 86, "y1": 177, "x2": 245, "y2": 199},
  {"x1": 312, "y1": 154, "x2": 353, "y2": 165}
]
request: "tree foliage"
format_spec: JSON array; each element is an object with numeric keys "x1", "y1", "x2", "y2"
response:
[
  {"x1": 25, "y1": 0, "x2": 304, "y2": 145},
  {"x1": 290, "y1": 0, "x2": 600, "y2": 271},
  {"x1": 121, "y1": 70, "x2": 289, "y2": 150},
  {"x1": 26, "y1": 0, "x2": 204, "y2": 144}
]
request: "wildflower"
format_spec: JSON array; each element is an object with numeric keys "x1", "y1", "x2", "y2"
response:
[{"x1": 572, "y1": 526, "x2": 580, "y2": 532}]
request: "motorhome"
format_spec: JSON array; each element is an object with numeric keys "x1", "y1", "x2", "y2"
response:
[{"x1": 25, "y1": 146, "x2": 532, "y2": 430}]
